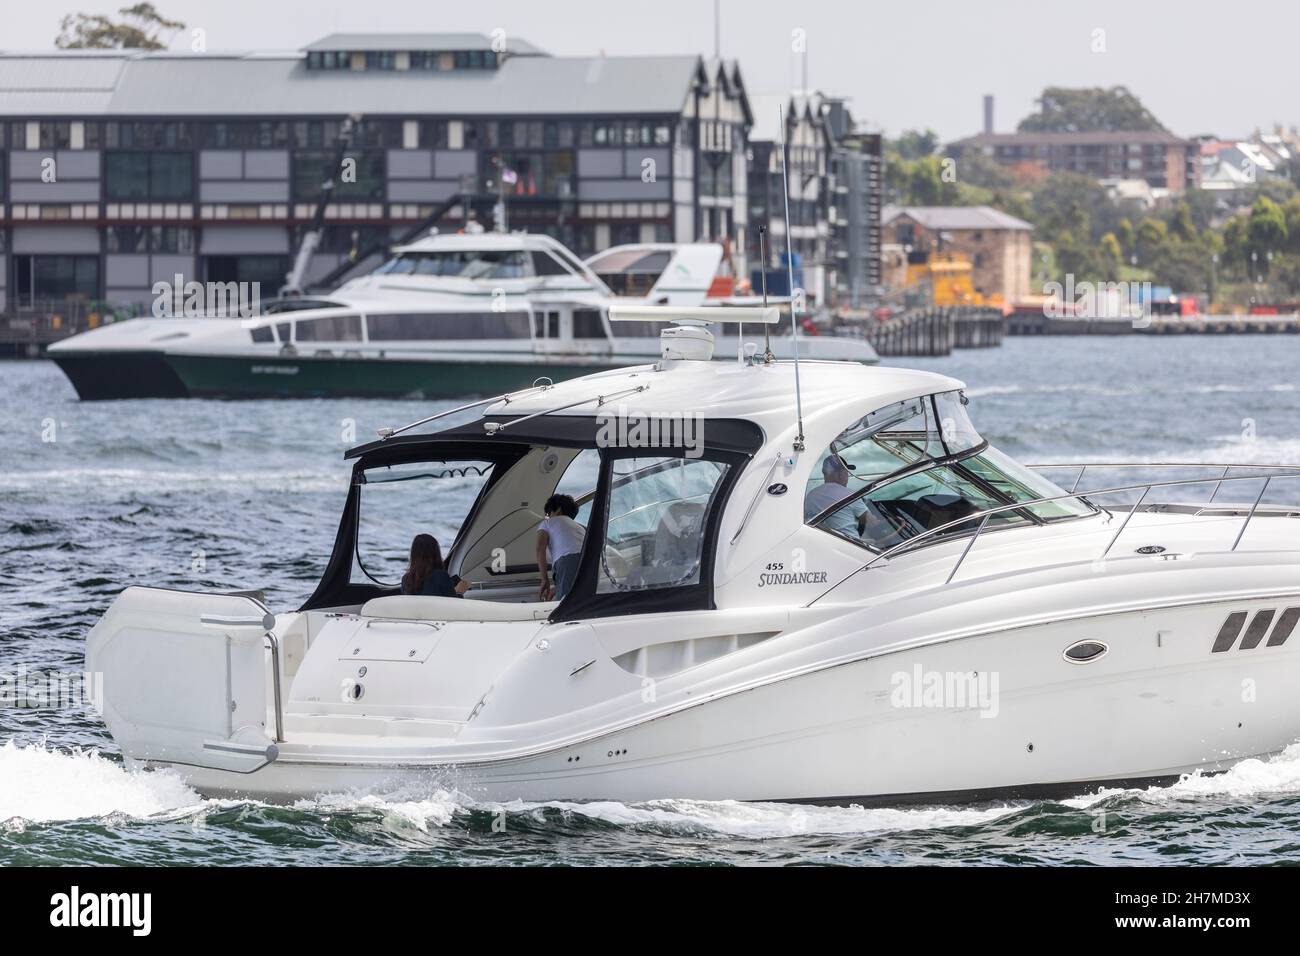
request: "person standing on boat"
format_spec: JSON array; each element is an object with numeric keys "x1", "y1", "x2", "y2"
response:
[
  {"x1": 401, "y1": 534, "x2": 470, "y2": 598},
  {"x1": 536, "y1": 494, "x2": 587, "y2": 602}
]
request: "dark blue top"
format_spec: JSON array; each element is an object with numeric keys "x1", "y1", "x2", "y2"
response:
[{"x1": 401, "y1": 569, "x2": 463, "y2": 598}]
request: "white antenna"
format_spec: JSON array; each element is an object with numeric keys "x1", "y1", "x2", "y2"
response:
[{"x1": 777, "y1": 103, "x2": 807, "y2": 453}]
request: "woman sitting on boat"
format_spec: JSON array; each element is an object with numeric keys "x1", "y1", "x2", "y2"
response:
[{"x1": 401, "y1": 534, "x2": 470, "y2": 598}]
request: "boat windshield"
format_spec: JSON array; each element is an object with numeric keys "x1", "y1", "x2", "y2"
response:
[
  {"x1": 373, "y1": 250, "x2": 529, "y2": 280},
  {"x1": 806, "y1": 391, "x2": 1094, "y2": 553},
  {"x1": 353, "y1": 460, "x2": 495, "y2": 588}
]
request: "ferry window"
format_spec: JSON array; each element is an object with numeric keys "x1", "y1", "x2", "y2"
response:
[
  {"x1": 367, "y1": 312, "x2": 531, "y2": 340},
  {"x1": 294, "y1": 314, "x2": 362, "y2": 342},
  {"x1": 532, "y1": 312, "x2": 559, "y2": 338},
  {"x1": 249, "y1": 326, "x2": 274, "y2": 344},
  {"x1": 598, "y1": 457, "x2": 730, "y2": 593},
  {"x1": 573, "y1": 309, "x2": 606, "y2": 338},
  {"x1": 814, "y1": 466, "x2": 1023, "y2": 553},
  {"x1": 531, "y1": 251, "x2": 570, "y2": 277},
  {"x1": 276, "y1": 323, "x2": 292, "y2": 343},
  {"x1": 353, "y1": 460, "x2": 495, "y2": 588}
]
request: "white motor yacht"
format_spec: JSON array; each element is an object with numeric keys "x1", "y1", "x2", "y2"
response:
[
  {"x1": 47, "y1": 233, "x2": 876, "y2": 399},
  {"x1": 85, "y1": 306, "x2": 1300, "y2": 803}
]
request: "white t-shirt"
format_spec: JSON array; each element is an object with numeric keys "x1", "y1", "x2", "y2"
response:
[
  {"x1": 804, "y1": 481, "x2": 855, "y2": 520},
  {"x1": 805, "y1": 481, "x2": 862, "y2": 538},
  {"x1": 540, "y1": 514, "x2": 587, "y2": 562}
]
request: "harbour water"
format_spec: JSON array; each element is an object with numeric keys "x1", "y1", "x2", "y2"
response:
[{"x1": 3, "y1": 335, "x2": 1300, "y2": 866}]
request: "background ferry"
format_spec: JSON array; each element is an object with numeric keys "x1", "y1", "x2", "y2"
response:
[{"x1": 47, "y1": 233, "x2": 878, "y2": 400}]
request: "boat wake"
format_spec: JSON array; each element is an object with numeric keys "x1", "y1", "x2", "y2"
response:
[{"x1": 6, "y1": 740, "x2": 1300, "y2": 838}]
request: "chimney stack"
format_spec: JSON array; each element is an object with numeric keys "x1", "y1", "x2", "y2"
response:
[{"x1": 983, "y1": 95, "x2": 994, "y2": 134}]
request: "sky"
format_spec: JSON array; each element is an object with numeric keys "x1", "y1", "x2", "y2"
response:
[{"x1": 3, "y1": 0, "x2": 1293, "y2": 141}]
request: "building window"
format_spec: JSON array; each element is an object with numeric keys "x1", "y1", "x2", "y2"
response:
[
  {"x1": 14, "y1": 255, "x2": 100, "y2": 305},
  {"x1": 104, "y1": 122, "x2": 192, "y2": 149},
  {"x1": 292, "y1": 150, "x2": 385, "y2": 201},
  {"x1": 105, "y1": 152, "x2": 194, "y2": 201},
  {"x1": 105, "y1": 226, "x2": 195, "y2": 254},
  {"x1": 200, "y1": 121, "x2": 289, "y2": 149}
]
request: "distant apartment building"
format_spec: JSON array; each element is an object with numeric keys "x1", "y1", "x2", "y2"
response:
[
  {"x1": 882, "y1": 205, "x2": 1033, "y2": 305},
  {"x1": 745, "y1": 91, "x2": 881, "y2": 308},
  {"x1": 948, "y1": 130, "x2": 1200, "y2": 194},
  {"x1": 822, "y1": 97, "x2": 883, "y2": 307},
  {"x1": 0, "y1": 34, "x2": 754, "y2": 312}
]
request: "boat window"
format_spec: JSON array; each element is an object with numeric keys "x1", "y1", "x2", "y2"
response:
[
  {"x1": 294, "y1": 314, "x2": 362, "y2": 342},
  {"x1": 959, "y1": 447, "x2": 1095, "y2": 519},
  {"x1": 573, "y1": 308, "x2": 606, "y2": 339},
  {"x1": 352, "y1": 460, "x2": 495, "y2": 588},
  {"x1": 813, "y1": 465, "x2": 1026, "y2": 552},
  {"x1": 249, "y1": 326, "x2": 274, "y2": 343},
  {"x1": 262, "y1": 298, "x2": 343, "y2": 314},
  {"x1": 598, "y1": 456, "x2": 731, "y2": 592},
  {"x1": 805, "y1": 396, "x2": 947, "y2": 521},
  {"x1": 367, "y1": 312, "x2": 532, "y2": 340},
  {"x1": 533, "y1": 311, "x2": 560, "y2": 339},
  {"x1": 276, "y1": 322, "x2": 292, "y2": 343},
  {"x1": 591, "y1": 249, "x2": 673, "y2": 297},
  {"x1": 372, "y1": 250, "x2": 529, "y2": 279},
  {"x1": 530, "y1": 251, "x2": 571, "y2": 277},
  {"x1": 554, "y1": 448, "x2": 601, "y2": 525},
  {"x1": 933, "y1": 390, "x2": 982, "y2": 456}
]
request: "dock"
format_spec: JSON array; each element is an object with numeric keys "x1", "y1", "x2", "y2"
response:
[{"x1": 850, "y1": 306, "x2": 1004, "y2": 357}]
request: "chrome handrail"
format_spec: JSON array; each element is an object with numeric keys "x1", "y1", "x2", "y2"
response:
[
  {"x1": 813, "y1": 471, "x2": 1300, "y2": 602},
  {"x1": 1027, "y1": 461, "x2": 1299, "y2": 498}
]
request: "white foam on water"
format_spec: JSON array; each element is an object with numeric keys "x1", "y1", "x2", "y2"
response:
[
  {"x1": 0, "y1": 741, "x2": 201, "y2": 824},
  {"x1": 1063, "y1": 741, "x2": 1300, "y2": 809},
  {"x1": 506, "y1": 796, "x2": 1019, "y2": 839},
  {"x1": 295, "y1": 788, "x2": 463, "y2": 832}
]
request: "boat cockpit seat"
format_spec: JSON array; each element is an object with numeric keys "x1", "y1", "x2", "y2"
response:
[
  {"x1": 359, "y1": 595, "x2": 558, "y2": 623},
  {"x1": 895, "y1": 493, "x2": 978, "y2": 532}
]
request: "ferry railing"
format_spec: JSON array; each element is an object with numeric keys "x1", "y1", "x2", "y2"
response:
[{"x1": 818, "y1": 471, "x2": 1300, "y2": 599}]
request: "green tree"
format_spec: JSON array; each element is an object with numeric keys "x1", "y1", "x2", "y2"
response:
[
  {"x1": 56, "y1": 3, "x2": 183, "y2": 49},
  {"x1": 1168, "y1": 202, "x2": 1196, "y2": 242},
  {"x1": 1246, "y1": 196, "x2": 1288, "y2": 275},
  {"x1": 1135, "y1": 218, "x2": 1168, "y2": 265},
  {"x1": 1115, "y1": 218, "x2": 1135, "y2": 258},
  {"x1": 1018, "y1": 86, "x2": 1168, "y2": 133},
  {"x1": 1098, "y1": 232, "x2": 1123, "y2": 276}
]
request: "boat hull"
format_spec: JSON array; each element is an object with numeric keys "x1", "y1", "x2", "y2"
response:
[
  {"x1": 136, "y1": 596, "x2": 1300, "y2": 806},
  {"x1": 165, "y1": 352, "x2": 626, "y2": 399},
  {"x1": 50, "y1": 350, "x2": 190, "y2": 400}
]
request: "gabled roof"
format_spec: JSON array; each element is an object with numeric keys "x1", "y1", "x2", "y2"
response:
[
  {"x1": 304, "y1": 33, "x2": 547, "y2": 55},
  {"x1": 747, "y1": 91, "x2": 828, "y2": 144},
  {"x1": 0, "y1": 49, "x2": 705, "y2": 117},
  {"x1": 883, "y1": 205, "x2": 1034, "y2": 232}
]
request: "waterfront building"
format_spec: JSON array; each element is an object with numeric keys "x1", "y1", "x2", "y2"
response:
[
  {"x1": 882, "y1": 205, "x2": 1033, "y2": 306},
  {"x1": 0, "y1": 34, "x2": 754, "y2": 313}
]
